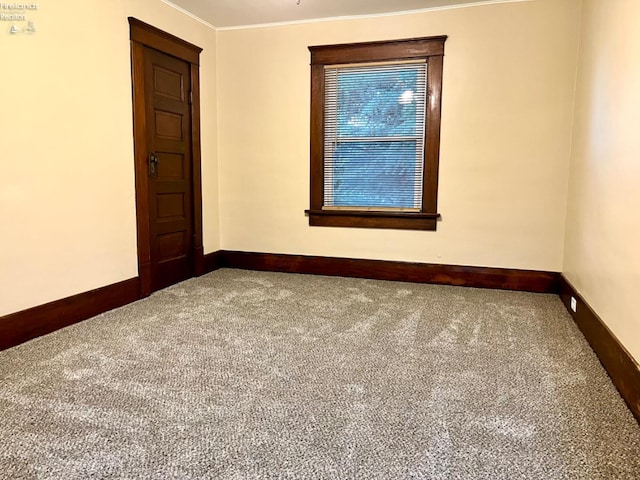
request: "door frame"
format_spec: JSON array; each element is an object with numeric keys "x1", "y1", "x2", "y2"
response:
[{"x1": 129, "y1": 17, "x2": 204, "y2": 297}]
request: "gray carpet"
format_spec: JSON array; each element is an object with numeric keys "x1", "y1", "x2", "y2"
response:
[{"x1": 1, "y1": 269, "x2": 639, "y2": 479}]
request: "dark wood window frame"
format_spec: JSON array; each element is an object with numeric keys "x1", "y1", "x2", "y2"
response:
[{"x1": 306, "y1": 36, "x2": 447, "y2": 231}]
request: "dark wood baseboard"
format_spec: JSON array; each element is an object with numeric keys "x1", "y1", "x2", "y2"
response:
[
  {"x1": 220, "y1": 250, "x2": 560, "y2": 293},
  {"x1": 0, "y1": 278, "x2": 140, "y2": 351},
  {"x1": 202, "y1": 250, "x2": 224, "y2": 274},
  {"x1": 559, "y1": 276, "x2": 640, "y2": 423}
]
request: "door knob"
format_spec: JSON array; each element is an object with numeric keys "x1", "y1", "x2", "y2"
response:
[{"x1": 149, "y1": 153, "x2": 159, "y2": 177}]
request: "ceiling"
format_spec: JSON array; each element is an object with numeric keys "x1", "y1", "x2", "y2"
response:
[{"x1": 164, "y1": 0, "x2": 518, "y2": 29}]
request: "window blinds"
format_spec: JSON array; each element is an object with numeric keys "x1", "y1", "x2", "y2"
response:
[{"x1": 323, "y1": 61, "x2": 427, "y2": 210}]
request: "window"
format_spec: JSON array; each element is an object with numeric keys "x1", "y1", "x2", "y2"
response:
[{"x1": 306, "y1": 36, "x2": 447, "y2": 231}]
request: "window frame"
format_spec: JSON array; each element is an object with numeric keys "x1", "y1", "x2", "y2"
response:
[{"x1": 306, "y1": 36, "x2": 447, "y2": 231}]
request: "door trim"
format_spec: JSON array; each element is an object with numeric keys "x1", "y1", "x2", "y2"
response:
[{"x1": 129, "y1": 17, "x2": 204, "y2": 297}]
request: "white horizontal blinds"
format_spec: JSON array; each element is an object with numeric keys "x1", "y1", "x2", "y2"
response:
[{"x1": 323, "y1": 61, "x2": 427, "y2": 210}]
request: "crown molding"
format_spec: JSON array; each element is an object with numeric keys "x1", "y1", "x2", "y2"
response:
[{"x1": 160, "y1": 0, "x2": 533, "y2": 32}]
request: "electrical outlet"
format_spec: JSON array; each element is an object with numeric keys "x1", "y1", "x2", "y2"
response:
[{"x1": 570, "y1": 296, "x2": 577, "y2": 313}]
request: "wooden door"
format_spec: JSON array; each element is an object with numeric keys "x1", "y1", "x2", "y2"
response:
[
  {"x1": 144, "y1": 47, "x2": 193, "y2": 291},
  {"x1": 130, "y1": 18, "x2": 204, "y2": 297}
]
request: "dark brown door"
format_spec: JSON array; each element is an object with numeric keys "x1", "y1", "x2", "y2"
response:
[
  {"x1": 130, "y1": 18, "x2": 204, "y2": 297},
  {"x1": 144, "y1": 47, "x2": 194, "y2": 291}
]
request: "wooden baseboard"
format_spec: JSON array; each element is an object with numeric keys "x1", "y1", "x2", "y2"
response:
[
  {"x1": 559, "y1": 276, "x2": 640, "y2": 423},
  {"x1": 202, "y1": 250, "x2": 224, "y2": 274},
  {"x1": 220, "y1": 250, "x2": 560, "y2": 293},
  {"x1": 0, "y1": 278, "x2": 140, "y2": 351}
]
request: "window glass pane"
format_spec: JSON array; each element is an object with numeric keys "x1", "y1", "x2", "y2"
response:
[
  {"x1": 329, "y1": 141, "x2": 419, "y2": 208},
  {"x1": 335, "y1": 66, "x2": 422, "y2": 138},
  {"x1": 324, "y1": 62, "x2": 426, "y2": 210}
]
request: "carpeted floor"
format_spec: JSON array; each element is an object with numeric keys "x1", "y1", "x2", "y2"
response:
[{"x1": 1, "y1": 269, "x2": 639, "y2": 479}]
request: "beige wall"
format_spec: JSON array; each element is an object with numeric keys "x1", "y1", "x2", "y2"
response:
[
  {"x1": 0, "y1": 0, "x2": 219, "y2": 316},
  {"x1": 564, "y1": 0, "x2": 640, "y2": 361},
  {"x1": 216, "y1": 0, "x2": 581, "y2": 270}
]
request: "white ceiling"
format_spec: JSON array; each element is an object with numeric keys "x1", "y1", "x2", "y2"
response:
[{"x1": 163, "y1": 0, "x2": 522, "y2": 29}]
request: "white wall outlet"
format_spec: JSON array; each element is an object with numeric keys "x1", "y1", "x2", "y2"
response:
[{"x1": 570, "y1": 296, "x2": 577, "y2": 313}]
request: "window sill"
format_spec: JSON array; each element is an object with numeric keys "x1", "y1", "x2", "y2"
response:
[{"x1": 305, "y1": 209, "x2": 440, "y2": 231}]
